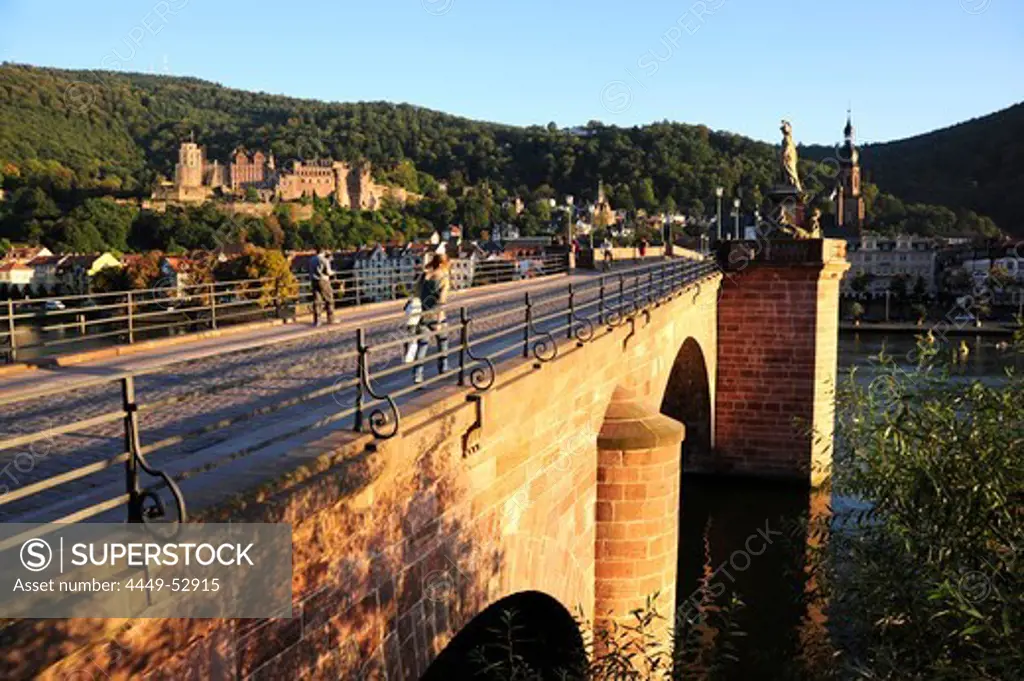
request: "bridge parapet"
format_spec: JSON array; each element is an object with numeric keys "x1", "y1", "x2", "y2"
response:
[{"x1": 716, "y1": 238, "x2": 847, "y2": 270}]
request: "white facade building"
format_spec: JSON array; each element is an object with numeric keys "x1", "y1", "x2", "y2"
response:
[
  {"x1": 353, "y1": 245, "x2": 427, "y2": 302},
  {"x1": 843, "y1": 234, "x2": 938, "y2": 298}
]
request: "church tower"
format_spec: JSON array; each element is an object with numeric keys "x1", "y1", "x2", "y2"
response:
[{"x1": 836, "y1": 111, "x2": 865, "y2": 230}]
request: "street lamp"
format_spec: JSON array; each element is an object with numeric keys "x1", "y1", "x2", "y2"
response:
[
  {"x1": 733, "y1": 197, "x2": 741, "y2": 240},
  {"x1": 715, "y1": 187, "x2": 724, "y2": 242},
  {"x1": 565, "y1": 194, "x2": 574, "y2": 246}
]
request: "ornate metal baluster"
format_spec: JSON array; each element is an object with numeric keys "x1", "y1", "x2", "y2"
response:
[
  {"x1": 523, "y1": 292, "x2": 531, "y2": 359},
  {"x1": 354, "y1": 328, "x2": 365, "y2": 432},
  {"x1": 459, "y1": 307, "x2": 496, "y2": 390},
  {"x1": 123, "y1": 376, "x2": 186, "y2": 533},
  {"x1": 619, "y1": 274, "x2": 627, "y2": 318},
  {"x1": 566, "y1": 284, "x2": 574, "y2": 340},
  {"x1": 567, "y1": 283, "x2": 594, "y2": 344},
  {"x1": 524, "y1": 292, "x2": 557, "y2": 362},
  {"x1": 458, "y1": 307, "x2": 468, "y2": 386},
  {"x1": 355, "y1": 328, "x2": 400, "y2": 439}
]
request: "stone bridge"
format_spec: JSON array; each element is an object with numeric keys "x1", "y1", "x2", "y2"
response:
[{"x1": 5, "y1": 240, "x2": 848, "y2": 680}]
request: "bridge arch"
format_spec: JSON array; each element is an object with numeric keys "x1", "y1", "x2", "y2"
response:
[
  {"x1": 660, "y1": 336, "x2": 714, "y2": 471},
  {"x1": 420, "y1": 591, "x2": 584, "y2": 680}
]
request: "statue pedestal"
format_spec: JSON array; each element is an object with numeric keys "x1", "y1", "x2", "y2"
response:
[{"x1": 765, "y1": 185, "x2": 806, "y2": 230}]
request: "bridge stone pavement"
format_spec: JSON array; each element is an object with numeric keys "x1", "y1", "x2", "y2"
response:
[{"x1": 3, "y1": 241, "x2": 848, "y2": 680}]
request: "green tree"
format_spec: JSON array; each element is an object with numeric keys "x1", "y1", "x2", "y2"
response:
[
  {"x1": 214, "y1": 246, "x2": 297, "y2": 308},
  {"x1": 56, "y1": 198, "x2": 134, "y2": 252}
]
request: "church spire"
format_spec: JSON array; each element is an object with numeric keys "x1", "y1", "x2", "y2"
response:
[{"x1": 836, "y1": 108, "x2": 864, "y2": 231}]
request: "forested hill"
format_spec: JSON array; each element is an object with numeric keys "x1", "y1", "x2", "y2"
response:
[
  {"x1": 861, "y1": 104, "x2": 1023, "y2": 235},
  {"x1": 803, "y1": 103, "x2": 1024, "y2": 237},
  {"x1": 0, "y1": 62, "x2": 1015, "y2": 239}
]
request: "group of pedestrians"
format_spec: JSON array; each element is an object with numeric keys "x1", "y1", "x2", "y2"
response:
[{"x1": 307, "y1": 247, "x2": 452, "y2": 385}]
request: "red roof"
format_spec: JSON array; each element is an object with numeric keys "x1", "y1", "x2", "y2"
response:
[{"x1": 26, "y1": 255, "x2": 65, "y2": 266}]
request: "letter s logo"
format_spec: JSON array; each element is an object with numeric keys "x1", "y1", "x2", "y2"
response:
[{"x1": 21, "y1": 539, "x2": 52, "y2": 572}]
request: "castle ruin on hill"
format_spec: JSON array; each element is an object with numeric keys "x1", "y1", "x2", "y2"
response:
[{"x1": 152, "y1": 139, "x2": 418, "y2": 209}]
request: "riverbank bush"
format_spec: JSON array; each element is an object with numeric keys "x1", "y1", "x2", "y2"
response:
[{"x1": 821, "y1": 335, "x2": 1023, "y2": 679}]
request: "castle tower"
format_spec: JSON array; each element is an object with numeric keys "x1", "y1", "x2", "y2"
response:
[
  {"x1": 332, "y1": 162, "x2": 352, "y2": 208},
  {"x1": 836, "y1": 111, "x2": 865, "y2": 230},
  {"x1": 175, "y1": 141, "x2": 205, "y2": 188}
]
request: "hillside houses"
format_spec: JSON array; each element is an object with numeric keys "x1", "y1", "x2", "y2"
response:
[{"x1": 0, "y1": 247, "x2": 121, "y2": 295}]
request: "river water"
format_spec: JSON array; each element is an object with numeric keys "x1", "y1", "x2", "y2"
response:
[{"x1": 675, "y1": 332, "x2": 1019, "y2": 680}]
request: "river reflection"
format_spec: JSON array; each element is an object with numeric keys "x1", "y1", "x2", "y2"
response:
[
  {"x1": 840, "y1": 332, "x2": 1022, "y2": 378},
  {"x1": 675, "y1": 476, "x2": 824, "y2": 679},
  {"x1": 675, "y1": 332, "x2": 1016, "y2": 679}
]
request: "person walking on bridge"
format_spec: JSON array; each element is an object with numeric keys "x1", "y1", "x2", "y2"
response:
[
  {"x1": 308, "y1": 247, "x2": 335, "y2": 326},
  {"x1": 601, "y1": 238, "x2": 614, "y2": 272},
  {"x1": 412, "y1": 253, "x2": 452, "y2": 384}
]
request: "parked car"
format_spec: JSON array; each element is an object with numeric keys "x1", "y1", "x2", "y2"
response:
[{"x1": 44, "y1": 300, "x2": 66, "y2": 311}]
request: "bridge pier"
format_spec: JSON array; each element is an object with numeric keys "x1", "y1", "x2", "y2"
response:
[
  {"x1": 595, "y1": 386, "x2": 684, "y2": 659},
  {"x1": 714, "y1": 240, "x2": 849, "y2": 486}
]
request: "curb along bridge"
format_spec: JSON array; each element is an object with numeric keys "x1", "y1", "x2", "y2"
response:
[{"x1": 0, "y1": 240, "x2": 849, "y2": 680}]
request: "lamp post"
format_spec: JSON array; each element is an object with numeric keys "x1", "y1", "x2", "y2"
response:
[
  {"x1": 565, "y1": 194, "x2": 574, "y2": 244},
  {"x1": 550, "y1": 197, "x2": 576, "y2": 270},
  {"x1": 733, "y1": 197, "x2": 741, "y2": 240},
  {"x1": 715, "y1": 187, "x2": 724, "y2": 243}
]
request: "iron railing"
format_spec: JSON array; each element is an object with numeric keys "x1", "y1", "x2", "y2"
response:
[
  {"x1": 0, "y1": 254, "x2": 570, "y2": 363},
  {"x1": 0, "y1": 257, "x2": 718, "y2": 539}
]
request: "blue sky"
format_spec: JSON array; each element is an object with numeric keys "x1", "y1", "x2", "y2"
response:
[{"x1": 1, "y1": 0, "x2": 1020, "y2": 144}]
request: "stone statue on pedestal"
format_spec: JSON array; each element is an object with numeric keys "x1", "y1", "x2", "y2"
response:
[
  {"x1": 759, "y1": 118, "x2": 821, "y2": 240},
  {"x1": 779, "y1": 120, "x2": 802, "y2": 191}
]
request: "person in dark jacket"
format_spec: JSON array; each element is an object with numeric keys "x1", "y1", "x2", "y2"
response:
[
  {"x1": 412, "y1": 253, "x2": 452, "y2": 384},
  {"x1": 307, "y1": 248, "x2": 335, "y2": 326}
]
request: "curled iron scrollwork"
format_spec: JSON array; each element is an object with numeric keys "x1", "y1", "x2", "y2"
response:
[
  {"x1": 464, "y1": 320, "x2": 496, "y2": 390},
  {"x1": 532, "y1": 328, "x2": 558, "y2": 362},
  {"x1": 368, "y1": 395, "x2": 401, "y2": 439},
  {"x1": 357, "y1": 334, "x2": 401, "y2": 439},
  {"x1": 133, "y1": 453, "x2": 187, "y2": 538},
  {"x1": 572, "y1": 314, "x2": 595, "y2": 343}
]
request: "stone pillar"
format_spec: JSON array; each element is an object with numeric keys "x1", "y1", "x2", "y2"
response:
[
  {"x1": 594, "y1": 386, "x2": 684, "y2": 660},
  {"x1": 715, "y1": 239, "x2": 850, "y2": 486}
]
